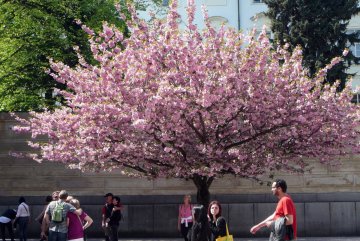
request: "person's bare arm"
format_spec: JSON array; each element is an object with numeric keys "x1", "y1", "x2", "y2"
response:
[
  {"x1": 285, "y1": 214, "x2": 293, "y2": 225},
  {"x1": 40, "y1": 213, "x2": 50, "y2": 239},
  {"x1": 83, "y1": 215, "x2": 93, "y2": 230},
  {"x1": 250, "y1": 212, "x2": 275, "y2": 234}
]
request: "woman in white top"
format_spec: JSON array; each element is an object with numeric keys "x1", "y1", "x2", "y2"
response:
[{"x1": 15, "y1": 197, "x2": 30, "y2": 241}]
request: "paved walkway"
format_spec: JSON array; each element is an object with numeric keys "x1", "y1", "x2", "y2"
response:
[
  {"x1": 82, "y1": 237, "x2": 360, "y2": 241},
  {"x1": 26, "y1": 238, "x2": 360, "y2": 241}
]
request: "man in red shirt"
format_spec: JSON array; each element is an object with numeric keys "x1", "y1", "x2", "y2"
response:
[{"x1": 250, "y1": 179, "x2": 297, "y2": 240}]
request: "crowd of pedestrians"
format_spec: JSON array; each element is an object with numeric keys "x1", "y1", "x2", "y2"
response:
[{"x1": 0, "y1": 179, "x2": 296, "y2": 241}]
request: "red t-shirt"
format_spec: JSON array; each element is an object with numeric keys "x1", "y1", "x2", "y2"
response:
[{"x1": 274, "y1": 195, "x2": 297, "y2": 240}]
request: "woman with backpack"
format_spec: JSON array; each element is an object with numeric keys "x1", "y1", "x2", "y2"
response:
[
  {"x1": 14, "y1": 197, "x2": 30, "y2": 241},
  {"x1": 106, "y1": 196, "x2": 122, "y2": 241},
  {"x1": 67, "y1": 199, "x2": 93, "y2": 241},
  {"x1": 178, "y1": 195, "x2": 193, "y2": 241}
]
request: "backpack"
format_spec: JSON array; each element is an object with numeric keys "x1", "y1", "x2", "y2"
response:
[{"x1": 52, "y1": 201, "x2": 64, "y2": 223}]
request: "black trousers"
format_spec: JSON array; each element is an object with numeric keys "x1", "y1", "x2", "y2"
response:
[
  {"x1": 108, "y1": 225, "x2": 119, "y2": 241},
  {"x1": 180, "y1": 222, "x2": 193, "y2": 241},
  {"x1": 0, "y1": 222, "x2": 14, "y2": 241}
]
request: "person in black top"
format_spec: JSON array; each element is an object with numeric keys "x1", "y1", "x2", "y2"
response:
[
  {"x1": 0, "y1": 209, "x2": 16, "y2": 241},
  {"x1": 107, "y1": 196, "x2": 122, "y2": 241},
  {"x1": 102, "y1": 193, "x2": 114, "y2": 241},
  {"x1": 208, "y1": 201, "x2": 227, "y2": 241},
  {"x1": 189, "y1": 206, "x2": 210, "y2": 241}
]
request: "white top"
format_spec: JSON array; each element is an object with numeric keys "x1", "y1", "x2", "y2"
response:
[
  {"x1": 16, "y1": 202, "x2": 30, "y2": 217},
  {"x1": 0, "y1": 216, "x2": 11, "y2": 223}
]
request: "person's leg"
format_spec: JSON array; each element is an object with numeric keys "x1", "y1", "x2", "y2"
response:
[
  {"x1": 0, "y1": 223, "x2": 6, "y2": 241},
  {"x1": 48, "y1": 230, "x2": 58, "y2": 241},
  {"x1": 22, "y1": 218, "x2": 29, "y2": 241},
  {"x1": 180, "y1": 223, "x2": 189, "y2": 241},
  {"x1": 58, "y1": 232, "x2": 67, "y2": 241},
  {"x1": 18, "y1": 217, "x2": 27, "y2": 241},
  {"x1": 102, "y1": 226, "x2": 109, "y2": 241},
  {"x1": 5, "y1": 222, "x2": 14, "y2": 241},
  {"x1": 110, "y1": 226, "x2": 118, "y2": 241}
]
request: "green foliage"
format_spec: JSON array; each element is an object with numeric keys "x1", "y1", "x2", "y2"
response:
[
  {"x1": 264, "y1": 0, "x2": 360, "y2": 90},
  {"x1": 0, "y1": 0, "x2": 128, "y2": 111}
]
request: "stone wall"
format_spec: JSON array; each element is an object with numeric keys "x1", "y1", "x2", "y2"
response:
[
  {"x1": 1, "y1": 112, "x2": 360, "y2": 237},
  {"x1": 2, "y1": 193, "x2": 360, "y2": 238}
]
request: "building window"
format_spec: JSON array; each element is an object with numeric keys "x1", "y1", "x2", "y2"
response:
[
  {"x1": 351, "y1": 93, "x2": 360, "y2": 104},
  {"x1": 351, "y1": 43, "x2": 360, "y2": 57},
  {"x1": 253, "y1": 0, "x2": 264, "y2": 3}
]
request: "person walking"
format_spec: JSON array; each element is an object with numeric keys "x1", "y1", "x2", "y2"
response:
[
  {"x1": 102, "y1": 193, "x2": 114, "y2": 241},
  {"x1": 189, "y1": 205, "x2": 209, "y2": 241},
  {"x1": 41, "y1": 190, "x2": 80, "y2": 241},
  {"x1": 67, "y1": 199, "x2": 93, "y2": 241},
  {"x1": 250, "y1": 179, "x2": 297, "y2": 240},
  {"x1": 178, "y1": 195, "x2": 193, "y2": 241},
  {"x1": 14, "y1": 197, "x2": 30, "y2": 241},
  {"x1": 208, "y1": 200, "x2": 227, "y2": 241},
  {"x1": 0, "y1": 209, "x2": 16, "y2": 241}
]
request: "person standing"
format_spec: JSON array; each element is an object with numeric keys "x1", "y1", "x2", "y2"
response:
[
  {"x1": 40, "y1": 191, "x2": 60, "y2": 240},
  {"x1": 14, "y1": 197, "x2": 30, "y2": 241},
  {"x1": 178, "y1": 195, "x2": 193, "y2": 241},
  {"x1": 41, "y1": 190, "x2": 80, "y2": 241},
  {"x1": 102, "y1": 193, "x2": 114, "y2": 241},
  {"x1": 36, "y1": 196, "x2": 52, "y2": 241},
  {"x1": 107, "y1": 196, "x2": 122, "y2": 241},
  {"x1": 67, "y1": 199, "x2": 93, "y2": 241},
  {"x1": 250, "y1": 179, "x2": 297, "y2": 240},
  {"x1": 208, "y1": 201, "x2": 227, "y2": 241},
  {"x1": 189, "y1": 205, "x2": 209, "y2": 241},
  {"x1": 0, "y1": 209, "x2": 16, "y2": 241}
]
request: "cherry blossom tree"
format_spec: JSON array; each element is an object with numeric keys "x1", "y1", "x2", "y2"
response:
[{"x1": 14, "y1": 0, "x2": 360, "y2": 206}]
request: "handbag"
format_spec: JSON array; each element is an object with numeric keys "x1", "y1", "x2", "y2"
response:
[{"x1": 215, "y1": 224, "x2": 234, "y2": 241}]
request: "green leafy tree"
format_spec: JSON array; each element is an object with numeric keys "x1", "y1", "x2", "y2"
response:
[
  {"x1": 0, "y1": 0, "x2": 163, "y2": 111},
  {"x1": 264, "y1": 0, "x2": 360, "y2": 90}
]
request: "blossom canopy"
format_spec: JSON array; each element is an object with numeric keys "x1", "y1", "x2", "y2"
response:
[{"x1": 14, "y1": 0, "x2": 360, "y2": 181}]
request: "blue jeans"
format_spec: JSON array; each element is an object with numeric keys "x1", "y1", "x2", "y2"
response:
[{"x1": 48, "y1": 231, "x2": 67, "y2": 241}]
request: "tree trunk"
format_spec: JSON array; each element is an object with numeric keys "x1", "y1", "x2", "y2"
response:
[{"x1": 192, "y1": 174, "x2": 214, "y2": 209}]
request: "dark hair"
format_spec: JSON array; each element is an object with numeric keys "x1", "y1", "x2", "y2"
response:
[
  {"x1": 193, "y1": 205, "x2": 207, "y2": 223},
  {"x1": 113, "y1": 196, "x2": 121, "y2": 206},
  {"x1": 45, "y1": 195, "x2": 53, "y2": 203},
  {"x1": 275, "y1": 179, "x2": 287, "y2": 193},
  {"x1": 208, "y1": 200, "x2": 222, "y2": 221},
  {"x1": 18, "y1": 197, "x2": 26, "y2": 204},
  {"x1": 193, "y1": 205, "x2": 210, "y2": 237}
]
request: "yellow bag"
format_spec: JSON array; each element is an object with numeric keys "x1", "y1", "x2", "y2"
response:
[{"x1": 215, "y1": 224, "x2": 234, "y2": 241}]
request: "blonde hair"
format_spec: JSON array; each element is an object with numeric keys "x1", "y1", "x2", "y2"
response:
[
  {"x1": 183, "y1": 195, "x2": 191, "y2": 203},
  {"x1": 70, "y1": 199, "x2": 80, "y2": 209}
]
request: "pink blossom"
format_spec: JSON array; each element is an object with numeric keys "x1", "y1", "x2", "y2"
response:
[{"x1": 13, "y1": 1, "x2": 360, "y2": 183}]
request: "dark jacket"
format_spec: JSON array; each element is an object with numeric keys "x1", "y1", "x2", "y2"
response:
[
  {"x1": 1, "y1": 209, "x2": 16, "y2": 220},
  {"x1": 190, "y1": 222, "x2": 210, "y2": 241},
  {"x1": 108, "y1": 208, "x2": 121, "y2": 226},
  {"x1": 209, "y1": 216, "x2": 226, "y2": 241}
]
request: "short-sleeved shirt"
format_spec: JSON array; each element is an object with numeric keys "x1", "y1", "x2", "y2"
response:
[
  {"x1": 67, "y1": 211, "x2": 87, "y2": 240},
  {"x1": 46, "y1": 200, "x2": 76, "y2": 233},
  {"x1": 274, "y1": 195, "x2": 297, "y2": 240}
]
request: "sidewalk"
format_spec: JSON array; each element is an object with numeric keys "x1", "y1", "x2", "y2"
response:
[{"x1": 82, "y1": 238, "x2": 360, "y2": 241}]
